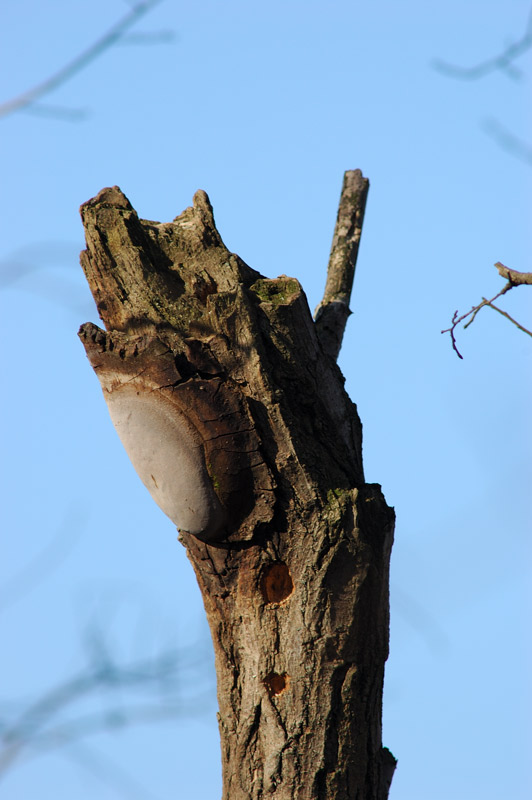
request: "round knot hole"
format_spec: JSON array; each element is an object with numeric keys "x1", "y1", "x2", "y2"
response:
[
  {"x1": 264, "y1": 672, "x2": 289, "y2": 697},
  {"x1": 260, "y1": 562, "x2": 293, "y2": 604}
]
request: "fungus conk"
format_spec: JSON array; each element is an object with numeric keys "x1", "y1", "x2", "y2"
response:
[{"x1": 105, "y1": 386, "x2": 227, "y2": 541}]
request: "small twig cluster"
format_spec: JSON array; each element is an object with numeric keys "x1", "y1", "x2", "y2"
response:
[{"x1": 442, "y1": 263, "x2": 532, "y2": 358}]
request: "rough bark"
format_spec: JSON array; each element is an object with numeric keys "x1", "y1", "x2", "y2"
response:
[
  {"x1": 314, "y1": 169, "x2": 369, "y2": 360},
  {"x1": 78, "y1": 175, "x2": 396, "y2": 799}
]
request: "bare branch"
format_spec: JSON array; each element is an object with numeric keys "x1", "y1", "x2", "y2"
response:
[
  {"x1": 314, "y1": 169, "x2": 369, "y2": 360},
  {"x1": 495, "y1": 262, "x2": 532, "y2": 285},
  {"x1": 0, "y1": 0, "x2": 162, "y2": 119},
  {"x1": 483, "y1": 300, "x2": 532, "y2": 338},
  {"x1": 442, "y1": 262, "x2": 531, "y2": 357},
  {"x1": 432, "y1": 6, "x2": 532, "y2": 81}
]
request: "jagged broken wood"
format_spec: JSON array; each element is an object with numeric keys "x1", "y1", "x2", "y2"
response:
[
  {"x1": 78, "y1": 173, "x2": 396, "y2": 800},
  {"x1": 494, "y1": 262, "x2": 532, "y2": 285}
]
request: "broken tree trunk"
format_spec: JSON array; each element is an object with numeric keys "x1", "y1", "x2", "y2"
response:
[{"x1": 78, "y1": 171, "x2": 396, "y2": 800}]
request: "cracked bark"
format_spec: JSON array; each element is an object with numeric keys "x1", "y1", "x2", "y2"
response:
[{"x1": 78, "y1": 173, "x2": 396, "y2": 799}]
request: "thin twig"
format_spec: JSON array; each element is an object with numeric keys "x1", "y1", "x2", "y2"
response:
[
  {"x1": 446, "y1": 311, "x2": 464, "y2": 359},
  {"x1": 462, "y1": 284, "x2": 512, "y2": 329},
  {"x1": 432, "y1": 5, "x2": 532, "y2": 81},
  {"x1": 314, "y1": 169, "x2": 369, "y2": 360},
  {"x1": 0, "y1": 0, "x2": 162, "y2": 119},
  {"x1": 442, "y1": 262, "x2": 531, "y2": 357},
  {"x1": 484, "y1": 300, "x2": 532, "y2": 338}
]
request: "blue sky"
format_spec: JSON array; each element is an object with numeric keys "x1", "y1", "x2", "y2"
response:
[{"x1": 1, "y1": 1, "x2": 530, "y2": 798}]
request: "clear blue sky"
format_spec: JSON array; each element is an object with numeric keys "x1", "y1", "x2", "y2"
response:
[{"x1": 1, "y1": 1, "x2": 530, "y2": 798}]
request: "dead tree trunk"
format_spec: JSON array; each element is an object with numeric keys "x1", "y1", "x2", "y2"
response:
[{"x1": 78, "y1": 171, "x2": 396, "y2": 800}]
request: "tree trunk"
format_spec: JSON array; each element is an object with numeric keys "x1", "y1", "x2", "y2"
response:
[{"x1": 78, "y1": 172, "x2": 396, "y2": 799}]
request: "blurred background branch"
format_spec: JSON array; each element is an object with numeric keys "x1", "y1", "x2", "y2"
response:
[
  {"x1": 481, "y1": 117, "x2": 532, "y2": 167},
  {"x1": 432, "y1": 5, "x2": 532, "y2": 80},
  {"x1": 0, "y1": 0, "x2": 171, "y2": 121},
  {"x1": 0, "y1": 620, "x2": 214, "y2": 789}
]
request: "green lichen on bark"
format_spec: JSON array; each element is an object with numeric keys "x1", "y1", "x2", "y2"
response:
[{"x1": 250, "y1": 277, "x2": 301, "y2": 306}]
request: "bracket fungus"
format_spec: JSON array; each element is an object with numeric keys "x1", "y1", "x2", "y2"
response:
[
  {"x1": 105, "y1": 387, "x2": 227, "y2": 540},
  {"x1": 80, "y1": 322, "x2": 274, "y2": 543}
]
